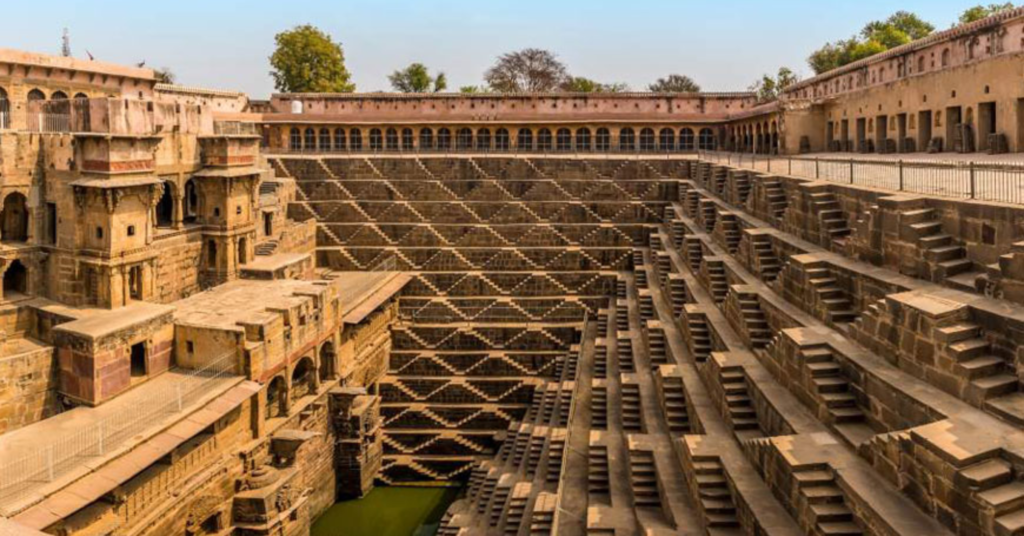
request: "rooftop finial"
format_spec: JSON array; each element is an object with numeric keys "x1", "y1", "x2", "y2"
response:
[{"x1": 61, "y1": 28, "x2": 71, "y2": 57}]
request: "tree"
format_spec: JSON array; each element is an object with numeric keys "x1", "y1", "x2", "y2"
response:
[
  {"x1": 647, "y1": 74, "x2": 701, "y2": 93},
  {"x1": 560, "y1": 76, "x2": 629, "y2": 93},
  {"x1": 269, "y1": 24, "x2": 355, "y2": 93},
  {"x1": 389, "y1": 63, "x2": 447, "y2": 93},
  {"x1": 807, "y1": 11, "x2": 934, "y2": 74},
  {"x1": 959, "y1": 3, "x2": 1015, "y2": 24},
  {"x1": 750, "y1": 67, "x2": 798, "y2": 102},
  {"x1": 460, "y1": 85, "x2": 487, "y2": 94},
  {"x1": 484, "y1": 48, "x2": 569, "y2": 93},
  {"x1": 153, "y1": 67, "x2": 176, "y2": 85}
]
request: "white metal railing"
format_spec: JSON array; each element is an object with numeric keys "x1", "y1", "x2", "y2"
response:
[{"x1": 0, "y1": 350, "x2": 239, "y2": 512}]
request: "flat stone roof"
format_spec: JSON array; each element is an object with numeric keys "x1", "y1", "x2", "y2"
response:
[
  {"x1": 172, "y1": 272, "x2": 408, "y2": 331},
  {"x1": 52, "y1": 302, "x2": 175, "y2": 341},
  {"x1": 240, "y1": 252, "x2": 310, "y2": 273}
]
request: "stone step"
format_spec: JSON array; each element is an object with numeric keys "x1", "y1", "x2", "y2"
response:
[
  {"x1": 978, "y1": 481, "x2": 1024, "y2": 515},
  {"x1": 958, "y1": 458, "x2": 1013, "y2": 490},
  {"x1": 957, "y1": 355, "x2": 1007, "y2": 379},
  {"x1": 926, "y1": 245, "x2": 964, "y2": 263},
  {"x1": 818, "y1": 521, "x2": 863, "y2": 535},
  {"x1": 970, "y1": 374, "x2": 1019, "y2": 400}
]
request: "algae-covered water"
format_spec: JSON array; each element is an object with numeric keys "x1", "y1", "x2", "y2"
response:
[{"x1": 311, "y1": 486, "x2": 461, "y2": 536}]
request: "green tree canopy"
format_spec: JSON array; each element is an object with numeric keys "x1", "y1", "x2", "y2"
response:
[
  {"x1": 389, "y1": 63, "x2": 447, "y2": 92},
  {"x1": 808, "y1": 11, "x2": 935, "y2": 75},
  {"x1": 750, "y1": 67, "x2": 799, "y2": 102},
  {"x1": 561, "y1": 76, "x2": 629, "y2": 93},
  {"x1": 959, "y1": 3, "x2": 1015, "y2": 24},
  {"x1": 647, "y1": 74, "x2": 701, "y2": 93},
  {"x1": 269, "y1": 24, "x2": 355, "y2": 93},
  {"x1": 153, "y1": 67, "x2": 176, "y2": 85},
  {"x1": 484, "y1": 49, "x2": 569, "y2": 92}
]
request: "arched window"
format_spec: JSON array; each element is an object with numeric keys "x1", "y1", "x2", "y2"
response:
[
  {"x1": 369, "y1": 128, "x2": 383, "y2": 151},
  {"x1": 51, "y1": 91, "x2": 68, "y2": 101},
  {"x1": 698, "y1": 128, "x2": 717, "y2": 150},
  {"x1": 349, "y1": 129, "x2": 363, "y2": 150},
  {"x1": 941, "y1": 48, "x2": 950, "y2": 67},
  {"x1": 291, "y1": 357, "x2": 315, "y2": 401},
  {"x1": 476, "y1": 128, "x2": 492, "y2": 151},
  {"x1": 334, "y1": 128, "x2": 346, "y2": 151},
  {"x1": 402, "y1": 128, "x2": 414, "y2": 150},
  {"x1": 639, "y1": 128, "x2": 656, "y2": 152},
  {"x1": 595, "y1": 128, "x2": 610, "y2": 151},
  {"x1": 289, "y1": 128, "x2": 301, "y2": 151},
  {"x1": 495, "y1": 128, "x2": 510, "y2": 151},
  {"x1": 437, "y1": 128, "x2": 452, "y2": 150},
  {"x1": 917, "y1": 56, "x2": 925, "y2": 73},
  {"x1": 266, "y1": 376, "x2": 287, "y2": 419},
  {"x1": 456, "y1": 127, "x2": 473, "y2": 149},
  {"x1": 679, "y1": 128, "x2": 695, "y2": 151},
  {"x1": 576, "y1": 128, "x2": 592, "y2": 151},
  {"x1": 303, "y1": 128, "x2": 315, "y2": 151},
  {"x1": 155, "y1": 181, "x2": 175, "y2": 228},
  {"x1": 27, "y1": 89, "x2": 46, "y2": 101},
  {"x1": 419, "y1": 128, "x2": 434, "y2": 150},
  {"x1": 658, "y1": 128, "x2": 675, "y2": 151},
  {"x1": 318, "y1": 128, "x2": 331, "y2": 151},
  {"x1": 319, "y1": 342, "x2": 336, "y2": 382},
  {"x1": 517, "y1": 128, "x2": 533, "y2": 151},
  {"x1": 0, "y1": 88, "x2": 9, "y2": 130},
  {"x1": 556, "y1": 128, "x2": 572, "y2": 151},
  {"x1": 184, "y1": 179, "x2": 199, "y2": 223},
  {"x1": 537, "y1": 128, "x2": 553, "y2": 151},
  {"x1": 619, "y1": 128, "x2": 636, "y2": 151},
  {"x1": 2, "y1": 192, "x2": 29, "y2": 242},
  {"x1": 385, "y1": 128, "x2": 399, "y2": 151}
]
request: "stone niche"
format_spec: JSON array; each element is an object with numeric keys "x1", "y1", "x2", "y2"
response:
[{"x1": 52, "y1": 303, "x2": 175, "y2": 405}]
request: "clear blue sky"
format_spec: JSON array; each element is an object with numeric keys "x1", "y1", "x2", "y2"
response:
[{"x1": 0, "y1": 0, "x2": 986, "y2": 97}]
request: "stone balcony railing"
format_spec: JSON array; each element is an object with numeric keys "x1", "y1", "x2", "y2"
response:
[{"x1": 16, "y1": 98, "x2": 212, "y2": 136}]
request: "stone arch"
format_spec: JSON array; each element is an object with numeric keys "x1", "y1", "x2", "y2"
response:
[
  {"x1": 291, "y1": 356, "x2": 316, "y2": 401},
  {"x1": 698, "y1": 128, "x2": 716, "y2": 150},
  {"x1": 537, "y1": 128, "x2": 553, "y2": 151},
  {"x1": 318, "y1": 341, "x2": 336, "y2": 382},
  {"x1": 27, "y1": 89, "x2": 45, "y2": 101},
  {"x1": 0, "y1": 87, "x2": 8, "y2": 130},
  {"x1": 456, "y1": 127, "x2": 473, "y2": 150},
  {"x1": 495, "y1": 128, "x2": 510, "y2": 151},
  {"x1": 385, "y1": 128, "x2": 399, "y2": 151},
  {"x1": 576, "y1": 128, "x2": 592, "y2": 151},
  {"x1": 596, "y1": 128, "x2": 611, "y2": 151},
  {"x1": 619, "y1": 127, "x2": 636, "y2": 151},
  {"x1": 437, "y1": 128, "x2": 451, "y2": 150},
  {"x1": 517, "y1": 128, "x2": 533, "y2": 151},
  {"x1": 639, "y1": 128, "x2": 656, "y2": 152},
  {"x1": 419, "y1": 128, "x2": 434, "y2": 150},
  {"x1": 476, "y1": 128, "x2": 492, "y2": 151},
  {"x1": 155, "y1": 180, "x2": 175, "y2": 228},
  {"x1": 334, "y1": 128, "x2": 346, "y2": 151},
  {"x1": 2, "y1": 192, "x2": 28, "y2": 242},
  {"x1": 51, "y1": 91, "x2": 68, "y2": 100},
  {"x1": 289, "y1": 128, "x2": 301, "y2": 151},
  {"x1": 556, "y1": 128, "x2": 572, "y2": 151},
  {"x1": 658, "y1": 128, "x2": 675, "y2": 151},
  {"x1": 184, "y1": 179, "x2": 199, "y2": 223},
  {"x1": 369, "y1": 128, "x2": 383, "y2": 151},
  {"x1": 318, "y1": 128, "x2": 331, "y2": 151},
  {"x1": 266, "y1": 375, "x2": 287, "y2": 419},
  {"x1": 401, "y1": 128, "x2": 414, "y2": 150},
  {"x1": 73, "y1": 92, "x2": 88, "y2": 100}
]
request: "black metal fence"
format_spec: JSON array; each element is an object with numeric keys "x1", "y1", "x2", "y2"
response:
[{"x1": 699, "y1": 150, "x2": 1024, "y2": 205}]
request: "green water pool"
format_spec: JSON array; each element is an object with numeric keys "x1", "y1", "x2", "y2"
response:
[{"x1": 311, "y1": 486, "x2": 461, "y2": 536}]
